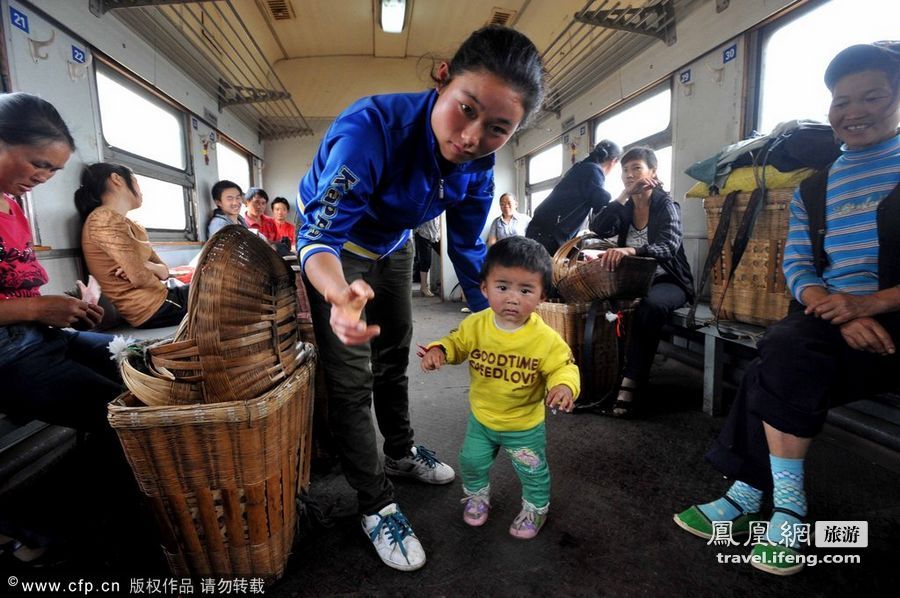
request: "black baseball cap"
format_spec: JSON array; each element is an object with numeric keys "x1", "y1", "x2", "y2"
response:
[{"x1": 824, "y1": 41, "x2": 900, "y2": 90}]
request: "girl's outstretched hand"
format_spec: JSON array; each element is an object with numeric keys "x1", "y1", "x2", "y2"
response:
[
  {"x1": 420, "y1": 345, "x2": 446, "y2": 371},
  {"x1": 545, "y1": 384, "x2": 575, "y2": 413},
  {"x1": 325, "y1": 279, "x2": 380, "y2": 345}
]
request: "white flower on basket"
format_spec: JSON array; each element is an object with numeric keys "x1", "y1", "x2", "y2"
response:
[
  {"x1": 107, "y1": 335, "x2": 138, "y2": 364},
  {"x1": 605, "y1": 311, "x2": 619, "y2": 323}
]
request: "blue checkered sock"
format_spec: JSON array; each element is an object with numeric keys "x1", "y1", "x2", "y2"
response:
[
  {"x1": 698, "y1": 480, "x2": 763, "y2": 521},
  {"x1": 768, "y1": 455, "x2": 807, "y2": 548}
]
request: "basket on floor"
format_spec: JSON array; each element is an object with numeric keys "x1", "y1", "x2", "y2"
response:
[
  {"x1": 107, "y1": 344, "x2": 316, "y2": 582},
  {"x1": 121, "y1": 225, "x2": 303, "y2": 406},
  {"x1": 537, "y1": 299, "x2": 638, "y2": 400},
  {"x1": 552, "y1": 233, "x2": 657, "y2": 303}
]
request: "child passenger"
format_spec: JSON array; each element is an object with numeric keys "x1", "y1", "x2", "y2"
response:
[
  {"x1": 297, "y1": 25, "x2": 545, "y2": 570},
  {"x1": 420, "y1": 236, "x2": 580, "y2": 539}
]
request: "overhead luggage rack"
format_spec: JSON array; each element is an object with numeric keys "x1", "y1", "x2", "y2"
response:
[
  {"x1": 540, "y1": 0, "x2": 703, "y2": 116},
  {"x1": 91, "y1": 0, "x2": 313, "y2": 141}
]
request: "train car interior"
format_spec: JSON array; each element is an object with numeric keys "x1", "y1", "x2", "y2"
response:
[{"x1": 0, "y1": 0, "x2": 897, "y2": 595}]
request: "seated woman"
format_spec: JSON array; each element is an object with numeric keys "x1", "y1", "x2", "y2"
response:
[
  {"x1": 271, "y1": 196, "x2": 296, "y2": 252},
  {"x1": 76, "y1": 162, "x2": 188, "y2": 329},
  {"x1": 581, "y1": 146, "x2": 694, "y2": 417},
  {"x1": 674, "y1": 42, "x2": 900, "y2": 576},
  {"x1": 0, "y1": 93, "x2": 120, "y2": 433},
  {"x1": 207, "y1": 179, "x2": 247, "y2": 238}
]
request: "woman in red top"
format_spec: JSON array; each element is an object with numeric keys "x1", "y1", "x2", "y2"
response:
[{"x1": 0, "y1": 93, "x2": 120, "y2": 432}]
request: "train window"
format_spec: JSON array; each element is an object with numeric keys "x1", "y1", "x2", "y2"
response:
[
  {"x1": 217, "y1": 140, "x2": 252, "y2": 195},
  {"x1": 96, "y1": 69, "x2": 186, "y2": 170},
  {"x1": 127, "y1": 175, "x2": 188, "y2": 231},
  {"x1": 528, "y1": 144, "x2": 563, "y2": 184},
  {"x1": 594, "y1": 89, "x2": 671, "y2": 149},
  {"x1": 94, "y1": 63, "x2": 195, "y2": 240},
  {"x1": 758, "y1": 0, "x2": 899, "y2": 134},
  {"x1": 526, "y1": 143, "x2": 562, "y2": 213},
  {"x1": 594, "y1": 86, "x2": 673, "y2": 199}
]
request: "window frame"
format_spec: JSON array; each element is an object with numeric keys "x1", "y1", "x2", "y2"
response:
[
  {"x1": 524, "y1": 142, "x2": 563, "y2": 214},
  {"x1": 93, "y1": 57, "x2": 197, "y2": 241},
  {"x1": 590, "y1": 81, "x2": 674, "y2": 197},
  {"x1": 591, "y1": 81, "x2": 673, "y2": 157},
  {"x1": 216, "y1": 137, "x2": 253, "y2": 194},
  {"x1": 746, "y1": 0, "x2": 824, "y2": 137},
  {"x1": 743, "y1": 0, "x2": 897, "y2": 137}
]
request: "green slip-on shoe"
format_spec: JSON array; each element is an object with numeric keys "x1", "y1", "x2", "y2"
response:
[
  {"x1": 749, "y1": 542, "x2": 805, "y2": 576},
  {"x1": 673, "y1": 505, "x2": 758, "y2": 540}
]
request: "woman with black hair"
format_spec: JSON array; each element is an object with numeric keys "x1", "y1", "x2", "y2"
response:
[
  {"x1": 582, "y1": 146, "x2": 694, "y2": 418},
  {"x1": 526, "y1": 139, "x2": 621, "y2": 257},
  {"x1": 0, "y1": 93, "x2": 119, "y2": 433},
  {"x1": 296, "y1": 25, "x2": 545, "y2": 571},
  {"x1": 76, "y1": 162, "x2": 188, "y2": 329}
]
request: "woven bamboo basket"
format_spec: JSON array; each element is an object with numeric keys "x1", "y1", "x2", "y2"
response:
[
  {"x1": 121, "y1": 225, "x2": 303, "y2": 405},
  {"x1": 553, "y1": 233, "x2": 657, "y2": 303},
  {"x1": 537, "y1": 299, "x2": 638, "y2": 400},
  {"x1": 703, "y1": 189, "x2": 793, "y2": 326},
  {"x1": 120, "y1": 353, "x2": 202, "y2": 406},
  {"x1": 107, "y1": 344, "x2": 316, "y2": 582},
  {"x1": 536, "y1": 301, "x2": 590, "y2": 364}
]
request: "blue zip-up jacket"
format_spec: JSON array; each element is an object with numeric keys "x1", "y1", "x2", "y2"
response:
[{"x1": 297, "y1": 90, "x2": 494, "y2": 311}]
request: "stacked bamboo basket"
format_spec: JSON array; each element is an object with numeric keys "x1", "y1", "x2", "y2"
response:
[
  {"x1": 108, "y1": 225, "x2": 316, "y2": 582},
  {"x1": 538, "y1": 233, "x2": 650, "y2": 401}
]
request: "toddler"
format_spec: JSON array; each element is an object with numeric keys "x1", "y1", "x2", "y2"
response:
[{"x1": 420, "y1": 236, "x2": 580, "y2": 539}]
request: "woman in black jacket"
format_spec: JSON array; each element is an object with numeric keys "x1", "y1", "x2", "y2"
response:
[
  {"x1": 585, "y1": 146, "x2": 693, "y2": 417},
  {"x1": 526, "y1": 139, "x2": 621, "y2": 257}
]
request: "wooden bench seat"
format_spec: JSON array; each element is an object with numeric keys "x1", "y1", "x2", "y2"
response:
[{"x1": 664, "y1": 304, "x2": 900, "y2": 453}]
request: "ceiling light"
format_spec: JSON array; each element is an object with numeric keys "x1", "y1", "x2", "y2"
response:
[{"x1": 380, "y1": 0, "x2": 406, "y2": 34}]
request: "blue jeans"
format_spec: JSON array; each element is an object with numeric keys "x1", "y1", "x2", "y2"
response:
[{"x1": 0, "y1": 326, "x2": 122, "y2": 432}]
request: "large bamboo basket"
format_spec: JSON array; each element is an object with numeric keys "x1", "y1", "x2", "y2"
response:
[
  {"x1": 553, "y1": 233, "x2": 657, "y2": 303},
  {"x1": 703, "y1": 189, "x2": 793, "y2": 326},
  {"x1": 121, "y1": 225, "x2": 303, "y2": 405},
  {"x1": 537, "y1": 298, "x2": 638, "y2": 401},
  {"x1": 107, "y1": 345, "x2": 316, "y2": 582}
]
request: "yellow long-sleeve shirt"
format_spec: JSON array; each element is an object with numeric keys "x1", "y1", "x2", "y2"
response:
[{"x1": 429, "y1": 309, "x2": 580, "y2": 431}]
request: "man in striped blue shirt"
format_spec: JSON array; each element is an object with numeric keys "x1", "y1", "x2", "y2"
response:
[{"x1": 676, "y1": 42, "x2": 900, "y2": 576}]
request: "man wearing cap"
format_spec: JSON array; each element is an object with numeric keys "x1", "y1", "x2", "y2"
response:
[{"x1": 674, "y1": 42, "x2": 900, "y2": 576}]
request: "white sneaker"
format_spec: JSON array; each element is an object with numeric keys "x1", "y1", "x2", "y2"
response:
[
  {"x1": 361, "y1": 503, "x2": 426, "y2": 571},
  {"x1": 384, "y1": 445, "x2": 455, "y2": 484}
]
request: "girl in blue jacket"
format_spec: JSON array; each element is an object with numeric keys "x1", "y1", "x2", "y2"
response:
[{"x1": 295, "y1": 25, "x2": 545, "y2": 572}]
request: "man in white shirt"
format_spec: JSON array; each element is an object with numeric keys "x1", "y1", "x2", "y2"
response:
[{"x1": 487, "y1": 193, "x2": 531, "y2": 246}]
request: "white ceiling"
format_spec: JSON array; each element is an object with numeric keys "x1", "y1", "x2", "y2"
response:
[
  {"x1": 250, "y1": 0, "x2": 588, "y2": 60},
  {"x1": 109, "y1": 0, "x2": 697, "y2": 135}
]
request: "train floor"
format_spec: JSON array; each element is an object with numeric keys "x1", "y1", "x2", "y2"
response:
[{"x1": 1, "y1": 294, "x2": 898, "y2": 597}]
